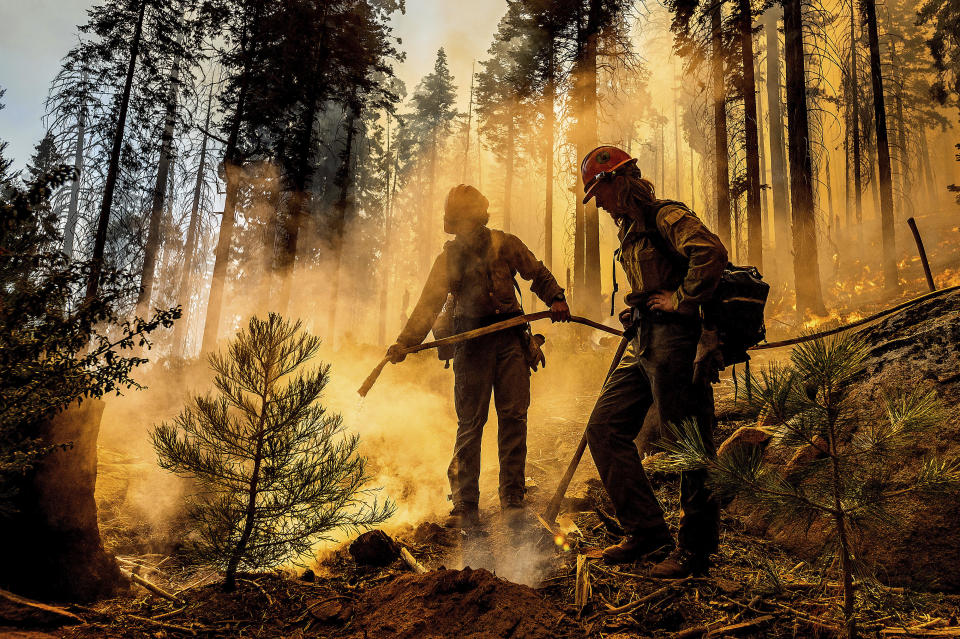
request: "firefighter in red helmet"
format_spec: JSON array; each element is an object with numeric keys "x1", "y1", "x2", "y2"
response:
[{"x1": 581, "y1": 145, "x2": 728, "y2": 577}]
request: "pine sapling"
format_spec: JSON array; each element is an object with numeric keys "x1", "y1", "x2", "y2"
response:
[
  {"x1": 653, "y1": 332, "x2": 960, "y2": 638},
  {"x1": 153, "y1": 313, "x2": 394, "y2": 591}
]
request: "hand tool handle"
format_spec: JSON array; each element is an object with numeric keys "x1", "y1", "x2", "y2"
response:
[{"x1": 541, "y1": 334, "x2": 630, "y2": 524}]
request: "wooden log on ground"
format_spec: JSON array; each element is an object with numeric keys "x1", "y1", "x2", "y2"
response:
[
  {"x1": 880, "y1": 628, "x2": 960, "y2": 638},
  {"x1": 679, "y1": 615, "x2": 775, "y2": 638},
  {"x1": 400, "y1": 547, "x2": 427, "y2": 574}
]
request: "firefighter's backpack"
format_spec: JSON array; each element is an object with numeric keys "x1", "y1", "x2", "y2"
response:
[{"x1": 634, "y1": 200, "x2": 770, "y2": 366}]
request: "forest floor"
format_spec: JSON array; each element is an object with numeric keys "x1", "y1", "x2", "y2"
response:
[
  {"x1": 26, "y1": 379, "x2": 960, "y2": 638},
  {"x1": 8, "y1": 236, "x2": 960, "y2": 638}
]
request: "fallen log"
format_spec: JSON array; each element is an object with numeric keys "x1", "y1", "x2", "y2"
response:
[
  {"x1": 120, "y1": 568, "x2": 182, "y2": 604},
  {"x1": 880, "y1": 628, "x2": 960, "y2": 638},
  {"x1": 603, "y1": 576, "x2": 693, "y2": 616},
  {"x1": 575, "y1": 555, "x2": 591, "y2": 614},
  {"x1": 400, "y1": 547, "x2": 427, "y2": 574},
  {"x1": 678, "y1": 615, "x2": 775, "y2": 638}
]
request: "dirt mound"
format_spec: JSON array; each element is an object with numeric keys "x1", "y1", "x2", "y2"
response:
[{"x1": 335, "y1": 567, "x2": 581, "y2": 639}]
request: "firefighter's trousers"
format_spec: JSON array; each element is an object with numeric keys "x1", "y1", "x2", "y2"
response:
[
  {"x1": 586, "y1": 320, "x2": 720, "y2": 557},
  {"x1": 449, "y1": 329, "x2": 530, "y2": 506}
]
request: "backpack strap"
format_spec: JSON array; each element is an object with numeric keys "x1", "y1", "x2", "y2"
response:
[{"x1": 635, "y1": 200, "x2": 690, "y2": 274}]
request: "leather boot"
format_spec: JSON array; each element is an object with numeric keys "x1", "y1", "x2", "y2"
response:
[
  {"x1": 649, "y1": 547, "x2": 711, "y2": 578},
  {"x1": 444, "y1": 502, "x2": 480, "y2": 529},
  {"x1": 602, "y1": 527, "x2": 674, "y2": 564},
  {"x1": 501, "y1": 494, "x2": 525, "y2": 529}
]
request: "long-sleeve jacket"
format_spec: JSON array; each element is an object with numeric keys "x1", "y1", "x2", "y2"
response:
[
  {"x1": 618, "y1": 201, "x2": 728, "y2": 314},
  {"x1": 396, "y1": 225, "x2": 564, "y2": 347}
]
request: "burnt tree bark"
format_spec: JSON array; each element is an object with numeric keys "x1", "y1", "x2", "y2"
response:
[
  {"x1": 739, "y1": 0, "x2": 763, "y2": 269},
  {"x1": 863, "y1": 0, "x2": 898, "y2": 290},
  {"x1": 0, "y1": 401, "x2": 120, "y2": 602},
  {"x1": 782, "y1": 0, "x2": 826, "y2": 314},
  {"x1": 712, "y1": 5, "x2": 733, "y2": 250},
  {"x1": 136, "y1": 60, "x2": 180, "y2": 318},
  {"x1": 86, "y1": 0, "x2": 146, "y2": 303},
  {"x1": 848, "y1": 0, "x2": 865, "y2": 241}
]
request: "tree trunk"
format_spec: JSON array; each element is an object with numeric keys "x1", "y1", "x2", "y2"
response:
[
  {"x1": 740, "y1": 0, "x2": 763, "y2": 269},
  {"x1": 504, "y1": 109, "x2": 515, "y2": 232},
  {"x1": 201, "y1": 8, "x2": 260, "y2": 353},
  {"x1": 0, "y1": 401, "x2": 121, "y2": 602},
  {"x1": 172, "y1": 88, "x2": 213, "y2": 356},
  {"x1": 581, "y1": 0, "x2": 602, "y2": 320},
  {"x1": 63, "y1": 83, "x2": 86, "y2": 260},
  {"x1": 85, "y1": 0, "x2": 146, "y2": 303},
  {"x1": 544, "y1": 46, "x2": 555, "y2": 271},
  {"x1": 848, "y1": 0, "x2": 865, "y2": 241},
  {"x1": 756, "y1": 69, "x2": 770, "y2": 251},
  {"x1": 763, "y1": 7, "x2": 790, "y2": 266},
  {"x1": 327, "y1": 105, "x2": 358, "y2": 343},
  {"x1": 919, "y1": 128, "x2": 938, "y2": 208},
  {"x1": 782, "y1": 0, "x2": 826, "y2": 315},
  {"x1": 136, "y1": 60, "x2": 180, "y2": 318},
  {"x1": 378, "y1": 117, "x2": 395, "y2": 346},
  {"x1": 890, "y1": 43, "x2": 912, "y2": 220},
  {"x1": 712, "y1": 6, "x2": 733, "y2": 249},
  {"x1": 863, "y1": 0, "x2": 898, "y2": 291}
]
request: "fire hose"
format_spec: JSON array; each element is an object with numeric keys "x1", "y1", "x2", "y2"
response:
[
  {"x1": 356, "y1": 283, "x2": 960, "y2": 534},
  {"x1": 357, "y1": 311, "x2": 621, "y2": 397}
]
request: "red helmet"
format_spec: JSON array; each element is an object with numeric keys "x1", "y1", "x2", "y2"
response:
[{"x1": 580, "y1": 145, "x2": 638, "y2": 204}]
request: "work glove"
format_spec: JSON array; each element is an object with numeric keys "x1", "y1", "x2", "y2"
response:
[
  {"x1": 386, "y1": 342, "x2": 407, "y2": 364},
  {"x1": 693, "y1": 327, "x2": 723, "y2": 385},
  {"x1": 618, "y1": 307, "x2": 634, "y2": 332}
]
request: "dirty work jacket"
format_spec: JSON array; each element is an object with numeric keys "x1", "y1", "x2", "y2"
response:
[
  {"x1": 618, "y1": 201, "x2": 727, "y2": 315},
  {"x1": 397, "y1": 225, "x2": 564, "y2": 347}
]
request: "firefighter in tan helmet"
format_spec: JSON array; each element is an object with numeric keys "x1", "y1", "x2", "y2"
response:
[
  {"x1": 385, "y1": 184, "x2": 570, "y2": 528},
  {"x1": 581, "y1": 145, "x2": 727, "y2": 577}
]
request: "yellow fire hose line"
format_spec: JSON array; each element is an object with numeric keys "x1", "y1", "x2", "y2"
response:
[{"x1": 357, "y1": 284, "x2": 960, "y2": 396}]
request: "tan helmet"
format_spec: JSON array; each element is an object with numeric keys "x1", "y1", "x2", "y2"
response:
[{"x1": 444, "y1": 184, "x2": 489, "y2": 225}]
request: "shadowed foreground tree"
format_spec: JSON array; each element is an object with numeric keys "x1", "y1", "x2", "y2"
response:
[
  {"x1": 0, "y1": 167, "x2": 178, "y2": 601},
  {"x1": 655, "y1": 333, "x2": 960, "y2": 639},
  {"x1": 153, "y1": 314, "x2": 394, "y2": 592}
]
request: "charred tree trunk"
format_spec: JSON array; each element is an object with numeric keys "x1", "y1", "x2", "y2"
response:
[
  {"x1": 136, "y1": 60, "x2": 180, "y2": 318},
  {"x1": 863, "y1": 0, "x2": 898, "y2": 290},
  {"x1": 327, "y1": 105, "x2": 358, "y2": 342},
  {"x1": 173, "y1": 88, "x2": 213, "y2": 356},
  {"x1": 763, "y1": 6, "x2": 790, "y2": 260},
  {"x1": 848, "y1": 0, "x2": 865, "y2": 241},
  {"x1": 0, "y1": 401, "x2": 120, "y2": 602},
  {"x1": 782, "y1": 0, "x2": 826, "y2": 315},
  {"x1": 739, "y1": 0, "x2": 763, "y2": 269},
  {"x1": 63, "y1": 82, "x2": 86, "y2": 260},
  {"x1": 712, "y1": 5, "x2": 733, "y2": 249},
  {"x1": 85, "y1": 0, "x2": 146, "y2": 303}
]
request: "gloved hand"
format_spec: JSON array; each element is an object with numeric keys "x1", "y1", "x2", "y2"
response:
[
  {"x1": 618, "y1": 307, "x2": 634, "y2": 332},
  {"x1": 693, "y1": 327, "x2": 723, "y2": 385},
  {"x1": 550, "y1": 300, "x2": 571, "y2": 322},
  {"x1": 386, "y1": 342, "x2": 408, "y2": 364}
]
